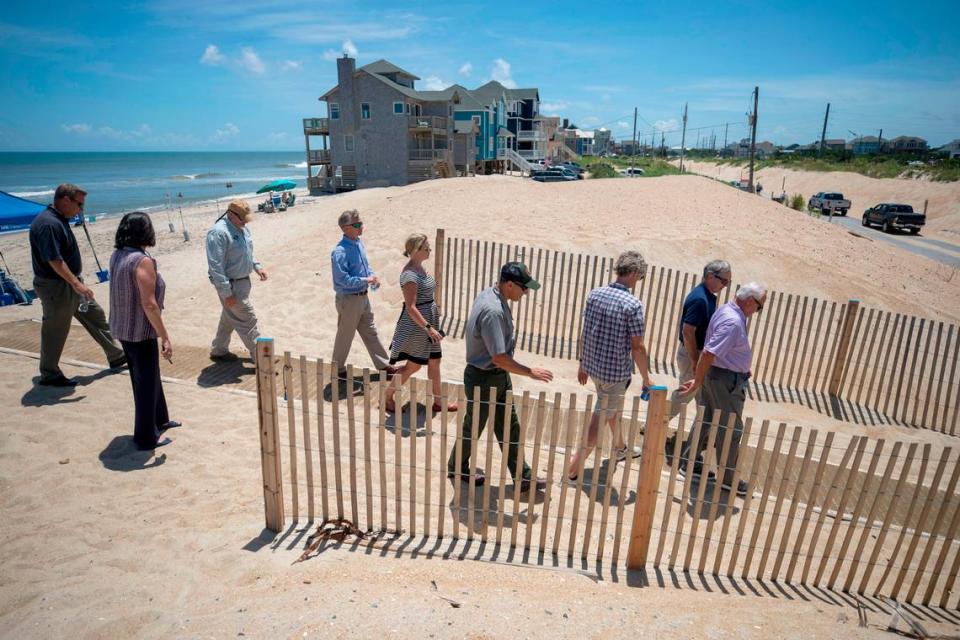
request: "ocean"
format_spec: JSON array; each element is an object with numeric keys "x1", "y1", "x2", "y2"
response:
[{"x1": 0, "y1": 151, "x2": 308, "y2": 219}]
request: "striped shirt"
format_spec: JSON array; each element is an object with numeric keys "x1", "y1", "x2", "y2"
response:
[
  {"x1": 580, "y1": 282, "x2": 645, "y2": 383},
  {"x1": 703, "y1": 301, "x2": 752, "y2": 373},
  {"x1": 109, "y1": 248, "x2": 166, "y2": 342}
]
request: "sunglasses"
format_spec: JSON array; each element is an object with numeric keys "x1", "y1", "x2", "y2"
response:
[
  {"x1": 347, "y1": 222, "x2": 363, "y2": 229},
  {"x1": 713, "y1": 273, "x2": 730, "y2": 286},
  {"x1": 755, "y1": 298, "x2": 765, "y2": 311},
  {"x1": 70, "y1": 196, "x2": 85, "y2": 210}
]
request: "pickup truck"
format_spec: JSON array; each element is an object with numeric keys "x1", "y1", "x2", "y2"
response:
[
  {"x1": 808, "y1": 192, "x2": 851, "y2": 216},
  {"x1": 862, "y1": 203, "x2": 926, "y2": 234}
]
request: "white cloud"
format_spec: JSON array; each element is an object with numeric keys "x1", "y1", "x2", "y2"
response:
[
  {"x1": 654, "y1": 118, "x2": 680, "y2": 132},
  {"x1": 200, "y1": 44, "x2": 225, "y2": 66},
  {"x1": 98, "y1": 126, "x2": 122, "y2": 139},
  {"x1": 422, "y1": 75, "x2": 448, "y2": 91},
  {"x1": 458, "y1": 62, "x2": 472, "y2": 76},
  {"x1": 240, "y1": 47, "x2": 265, "y2": 74},
  {"x1": 61, "y1": 123, "x2": 91, "y2": 134},
  {"x1": 281, "y1": 60, "x2": 302, "y2": 71},
  {"x1": 212, "y1": 123, "x2": 240, "y2": 141},
  {"x1": 541, "y1": 101, "x2": 568, "y2": 113},
  {"x1": 616, "y1": 121, "x2": 631, "y2": 130},
  {"x1": 490, "y1": 58, "x2": 516, "y2": 88},
  {"x1": 323, "y1": 39, "x2": 360, "y2": 61}
]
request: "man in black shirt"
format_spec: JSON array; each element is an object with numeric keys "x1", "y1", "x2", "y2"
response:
[{"x1": 29, "y1": 183, "x2": 126, "y2": 386}]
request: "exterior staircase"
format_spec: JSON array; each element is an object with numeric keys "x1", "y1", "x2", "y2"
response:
[
  {"x1": 557, "y1": 143, "x2": 581, "y2": 162},
  {"x1": 498, "y1": 148, "x2": 534, "y2": 175}
]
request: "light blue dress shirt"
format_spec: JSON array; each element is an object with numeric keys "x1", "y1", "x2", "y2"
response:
[
  {"x1": 205, "y1": 217, "x2": 260, "y2": 297},
  {"x1": 331, "y1": 235, "x2": 374, "y2": 294}
]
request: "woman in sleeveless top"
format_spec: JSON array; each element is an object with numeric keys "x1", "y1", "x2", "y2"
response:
[
  {"x1": 108, "y1": 212, "x2": 180, "y2": 451},
  {"x1": 384, "y1": 233, "x2": 458, "y2": 414}
]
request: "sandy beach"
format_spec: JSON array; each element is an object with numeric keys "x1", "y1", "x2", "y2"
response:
[{"x1": 1, "y1": 174, "x2": 959, "y2": 638}]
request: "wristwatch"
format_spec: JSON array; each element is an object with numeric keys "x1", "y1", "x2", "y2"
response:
[{"x1": 425, "y1": 323, "x2": 433, "y2": 330}]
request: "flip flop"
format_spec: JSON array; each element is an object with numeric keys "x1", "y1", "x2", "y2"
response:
[
  {"x1": 137, "y1": 436, "x2": 173, "y2": 451},
  {"x1": 432, "y1": 402, "x2": 459, "y2": 413},
  {"x1": 159, "y1": 421, "x2": 182, "y2": 432}
]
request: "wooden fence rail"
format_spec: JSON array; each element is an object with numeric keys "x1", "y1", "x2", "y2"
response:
[
  {"x1": 433, "y1": 230, "x2": 960, "y2": 436},
  {"x1": 255, "y1": 342, "x2": 960, "y2": 609}
]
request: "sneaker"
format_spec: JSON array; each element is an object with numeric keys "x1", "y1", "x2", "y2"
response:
[
  {"x1": 678, "y1": 460, "x2": 704, "y2": 479},
  {"x1": 615, "y1": 446, "x2": 642, "y2": 462},
  {"x1": 108, "y1": 356, "x2": 128, "y2": 370},
  {"x1": 447, "y1": 471, "x2": 485, "y2": 486},
  {"x1": 721, "y1": 479, "x2": 749, "y2": 497},
  {"x1": 209, "y1": 352, "x2": 239, "y2": 362},
  {"x1": 519, "y1": 476, "x2": 547, "y2": 493}
]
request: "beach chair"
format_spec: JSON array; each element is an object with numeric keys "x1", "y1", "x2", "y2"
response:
[{"x1": 287, "y1": 193, "x2": 296, "y2": 207}]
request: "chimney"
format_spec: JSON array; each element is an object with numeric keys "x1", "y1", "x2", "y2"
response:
[
  {"x1": 562, "y1": 118, "x2": 569, "y2": 129},
  {"x1": 336, "y1": 55, "x2": 356, "y2": 89},
  {"x1": 335, "y1": 56, "x2": 357, "y2": 128}
]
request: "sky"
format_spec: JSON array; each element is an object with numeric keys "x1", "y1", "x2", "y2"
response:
[{"x1": 1, "y1": 0, "x2": 958, "y2": 152}]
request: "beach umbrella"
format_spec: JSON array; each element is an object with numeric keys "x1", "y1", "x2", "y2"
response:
[{"x1": 256, "y1": 179, "x2": 296, "y2": 194}]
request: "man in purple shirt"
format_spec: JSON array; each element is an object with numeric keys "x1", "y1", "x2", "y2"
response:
[{"x1": 678, "y1": 281, "x2": 767, "y2": 496}]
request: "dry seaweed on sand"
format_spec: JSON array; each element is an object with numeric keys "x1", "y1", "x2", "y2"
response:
[{"x1": 296, "y1": 518, "x2": 403, "y2": 562}]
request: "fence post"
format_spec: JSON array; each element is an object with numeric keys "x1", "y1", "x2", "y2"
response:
[
  {"x1": 255, "y1": 337, "x2": 285, "y2": 533},
  {"x1": 434, "y1": 228, "x2": 445, "y2": 308},
  {"x1": 626, "y1": 386, "x2": 669, "y2": 570},
  {"x1": 829, "y1": 299, "x2": 860, "y2": 397}
]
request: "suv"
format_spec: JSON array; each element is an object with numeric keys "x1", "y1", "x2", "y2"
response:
[
  {"x1": 862, "y1": 203, "x2": 925, "y2": 235},
  {"x1": 532, "y1": 168, "x2": 578, "y2": 182},
  {"x1": 808, "y1": 192, "x2": 851, "y2": 216}
]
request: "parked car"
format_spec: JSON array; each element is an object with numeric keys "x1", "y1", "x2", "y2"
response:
[
  {"x1": 532, "y1": 168, "x2": 578, "y2": 182},
  {"x1": 619, "y1": 167, "x2": 645, "y2": 176},
  {"x1": 862, "y1": 203, "x2": 925, "y2": 234},
  {"x1": 559, "y1": 162, "x2": 584, "y2": 178},
  {"x1": 808, "y1": 192, "x2": 851, "y2": 216}
]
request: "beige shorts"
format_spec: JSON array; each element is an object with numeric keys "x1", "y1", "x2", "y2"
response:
[{"x1": 591, "y1": 377, "x2": 628, "y2": 420}]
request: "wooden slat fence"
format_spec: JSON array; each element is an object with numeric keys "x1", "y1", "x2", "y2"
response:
[
  {"x1": 254, "y1": 340, "x2": 960, "y2": 609},
  {"x1": 434, "y1": 230, "x2": 960, "y2": 435}
]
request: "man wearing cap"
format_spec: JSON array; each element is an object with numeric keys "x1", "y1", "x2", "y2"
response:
[
  {"x1": 330, "y1": 209, "x2": 397, "y2": 379},
  {"x1": 29, "y1": 183, "x2": 127, "y2": 386},
  {"x1": 446, "y1": 262, "x2": 553, "y2": 491},
  {"x1": 669, "y1": 259, "x2": 732, "y2": 419},
  {"x1": 206, "y1": 199, "x2": 266, "y2": 360},
  {"x1": 566, "y1": 250, "x2": 652, "y2": 482},
  {"x1": 679, "y1": 281, "x2": 767, "y2": 497}
]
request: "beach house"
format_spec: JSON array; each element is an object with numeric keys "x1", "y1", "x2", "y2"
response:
[
  {"x1": 305, "y1": 56, "x2": 458, "y2": 192},
  {"x1": 302, "y1": 56, "x2": 551, "y2": 192}
]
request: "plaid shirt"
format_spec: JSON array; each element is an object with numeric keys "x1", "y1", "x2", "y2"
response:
[{"x1": 580, "y1": 282, "x2": 645, "y2": 382}]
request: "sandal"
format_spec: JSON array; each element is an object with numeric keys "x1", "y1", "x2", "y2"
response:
[{"x1": 432, "y1": 402, "x2": 459, "y2": 413}]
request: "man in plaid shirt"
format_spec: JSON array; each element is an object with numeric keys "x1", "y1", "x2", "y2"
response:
[{"x1": 567, "y1": 251, "x2": 653, "y2": 481}]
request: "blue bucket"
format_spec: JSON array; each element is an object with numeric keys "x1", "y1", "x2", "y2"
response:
[
  {"x1": 0, "y1": 293, "x2": 14, "y2": 307},
  {"x1": 96, "y1": 269, "x2": 109, "y2": 283}
]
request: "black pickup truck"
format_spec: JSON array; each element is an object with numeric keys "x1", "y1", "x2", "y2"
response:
[{"x1": 862, "y1": 203, "x2": 925, "y2": 235}]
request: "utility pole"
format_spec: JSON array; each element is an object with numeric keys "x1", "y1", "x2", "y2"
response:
[
  {"x1": 660, "y1": 131, "x2": 665, "y2": 158},
  {"x1": 723, "y1": 122, "x2": 728, "y2": 153},
  {"x1": 631, "y1": 107, "x2": 638, "y2": 160},
  {"x1": 877, "y1": 128, "x2": 883, "y2": 154},
  {"x1": 748, "y1": 86, "x2": 758, "y2": 192},
  {"x1": 679, "y1": 102, "x2": 688, "y2": 173},
  {"x1": 818, "y1": 103, "x2": 830, "y2": 157}
]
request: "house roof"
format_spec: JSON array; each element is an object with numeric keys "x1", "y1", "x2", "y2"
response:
[
  {"x1": 497, "y1": 126, "x2": 514, "y2": 138},
  {"x1": 360, "y1": 59, "x2": 420, "y2": 80},
  {"x1": 469, "y1": 81, "x2": 539, "y2": 106},
  {"x1": 321, "y1": 67, "x2": 455, "y2": 103},
  {"x1": 454, "y1": 120, "x2": 478, "y2": 134}
]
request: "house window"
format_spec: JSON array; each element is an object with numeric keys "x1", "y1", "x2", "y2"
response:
[
  {"x1": 415, "y1": 104, "x2": 422, "y2": 116},
  {"x1": 405, "y1": 103, "x2": 410, "y2": 115},
  {"x1": 471, "y1": 115, "x2": 481, "y2": 127},
  {"x1": 393, "y1": 102, "x2": 403, "y2": 115},
  {"x1": 344, "y1": 135, "x2": 354, "y2": 152},
  {"x1": 361, "y1": 103, "x2": 371, "y2": 119},
  {"x1": 330, "y1": 103, "x2": 340, "y2": 119}
]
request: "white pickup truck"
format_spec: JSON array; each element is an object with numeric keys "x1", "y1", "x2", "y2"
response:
[{"x1": 807, "y1": 192, "x2": 852, "y2": 216}]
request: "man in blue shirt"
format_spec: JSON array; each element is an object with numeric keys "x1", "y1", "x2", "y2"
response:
[
  {"x1": 330, "y1": 209, "x2": 397, "y2": 378},
  {"x1": 669, "y1": 260, "x2": 731, "y2": 419},
  {"x1": 206, "y1": 200, "x2": 267, "y2": 360}
]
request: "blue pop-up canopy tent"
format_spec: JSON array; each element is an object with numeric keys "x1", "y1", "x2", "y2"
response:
[{"x1": 0, "y1": 190, "x2": 46, "y2": 233}]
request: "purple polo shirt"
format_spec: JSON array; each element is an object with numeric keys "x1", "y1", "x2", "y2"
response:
[{"x1": 703, "y1": 301, "x2": 752, "y2": 373}]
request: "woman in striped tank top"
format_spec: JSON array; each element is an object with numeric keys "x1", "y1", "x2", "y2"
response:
[
  {"x1": 383, "y1": 233, "x2": 458, "y2": 414},
  {"x1": 108, "y1": 212, "x2": 180, "y2": 451}
]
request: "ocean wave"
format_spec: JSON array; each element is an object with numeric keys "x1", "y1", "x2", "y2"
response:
[
  {"x1": 12, "y1": 189, "x2": 54, "y2": 198},
  {"x1": 273, "y1": 162, "x2": 307, "y2": 168},
  {"x1": 170, "y1": 172, "x2": 223, "y2": 180}
]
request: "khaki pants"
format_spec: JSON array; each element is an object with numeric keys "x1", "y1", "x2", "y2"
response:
[
  {"x1": 680, "y1": 367, "x2": 747, "y2": 485},
  {"x1": 211, "y1": 277, "x2": 260, "y2": 356},
  {"x1": 34, "y1": 275, "x2": 125, "y2": 381},
  {"x1": 332, "y1": 292, "x2": 390, "y2": 372},
  {"x1": 669, "y1": 342, "x2": 698, "y2": 419}
]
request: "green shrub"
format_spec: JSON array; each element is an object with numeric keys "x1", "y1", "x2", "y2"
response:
[
  {"x1": 790, "y1": 193, "x2": 805, "y2": 211},
  {"x1": 588, "y1": 162, "x2": 619, "y2": 179}
]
